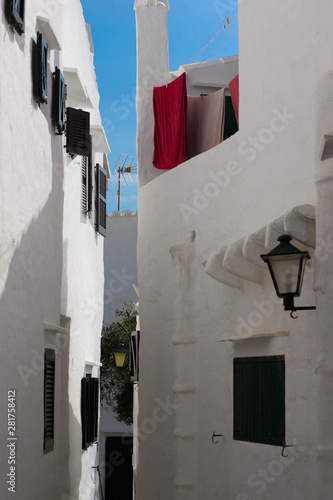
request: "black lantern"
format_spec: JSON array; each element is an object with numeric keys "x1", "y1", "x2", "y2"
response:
[
  {"x1": 260, "y1": 234, "x2": 316, "y2": 317},
  {"x1": 113, "y1": 344, "x2": 128, "y2": 368}
]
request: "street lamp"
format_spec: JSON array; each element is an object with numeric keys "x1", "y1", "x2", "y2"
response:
[
  {"x1": 260, "y1": 234, "x2": 316, "y2": 318},
  {"x1": 113, "y1": 344, "x2": 128, "y2": 368}
]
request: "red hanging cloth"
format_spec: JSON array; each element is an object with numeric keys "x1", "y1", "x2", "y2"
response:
[
  {"x1": 153, "y1": 73, "x2": 187, "y2": 170},
  {"x1": 229, "y1": 74, "x2": 239, "y2": 125}
]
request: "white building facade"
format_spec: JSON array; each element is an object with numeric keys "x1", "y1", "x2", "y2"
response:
[
  {"x1": 0, "y1": 1, "x2": 110, "y2": 499},
  {"x1": 135, "y1": 1, "x2": 333, "y2": 500}
]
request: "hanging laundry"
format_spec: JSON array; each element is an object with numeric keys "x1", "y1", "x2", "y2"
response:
[
  {"x1": 228, "y1": 73, "x2": 239, "y2": 125},
  {"x1": 153, "y1": 72, "x2": 187, "y2": 170},
  {"x1": 187, "y1": 87, "x2": 225, "y2": 160}
]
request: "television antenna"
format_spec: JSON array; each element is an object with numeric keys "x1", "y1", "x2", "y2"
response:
[{"x1": 114, "y1": 154, "x2": 137, "y2": 211}]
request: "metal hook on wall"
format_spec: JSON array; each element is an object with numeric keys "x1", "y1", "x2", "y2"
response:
[
  {"x1": 281, "y1": 440, "x2": 296, "y2": 457},
  {"x1": 212, "y1": 431, "x2": 224, "y2": 444}
]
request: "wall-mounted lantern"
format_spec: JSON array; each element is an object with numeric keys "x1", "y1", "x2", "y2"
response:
[
  {"x1": 113, "y1": 344, "x2": 128, "y2": 368},
  {"x1": 260, "y1": 234, "x2": 316, "y2": 318}
]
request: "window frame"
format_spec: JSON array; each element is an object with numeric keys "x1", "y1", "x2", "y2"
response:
[
  {"x1": 52, "y1": 67, "x2": 65, "y2": 134},
  {"x1": 7, "y1": 0, "x2": 25, "y2": 35}
]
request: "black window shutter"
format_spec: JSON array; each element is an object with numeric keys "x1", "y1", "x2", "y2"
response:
[
  {"x1": 130, "y1": 331, "x2": 140, "y2": 382},
  {"x1": 233, "y1": 356, "x2": 285, "y2": 446},
  {"x1": 7, "y1": 0, "x2": 25, "y2": 35},
  {"x1": 52, "y1": 67, "x2": 65, "y2": 134},
  {"x1": 81, "y1": 376, "x2": 99, "y2": 450},
  {"x1": 95, "y1": 164, "x2": 107, "y2": 237},
  {"x1": 35, "y1": 32, "x2": 48, "y2": 104},
  {"x1": 87, "y1": 148, "x2": 93, "y2": 212},
  {"x1": 81, "y1": 157, "x2": 88, "y2": 213},
  {"x1": 81, "y1": 377, "x2": 89, "y2": 450},
  {"x1": 44, "y1": 349, "x2": 55, "y2": 454},
  {"x1": 66, "y1": 107, "x2": 91, "y2": 156}
]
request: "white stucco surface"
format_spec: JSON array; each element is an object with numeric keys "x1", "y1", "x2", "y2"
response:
[
  {"x1": 135, "y1": 1, "x2": 333, "y2": 499},
  {"x1": 0, "y1": 2, "x2": 108, "y2": 499}
]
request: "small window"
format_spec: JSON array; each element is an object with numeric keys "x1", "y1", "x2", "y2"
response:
[
  {"x1": 6, "y1": 0, "x2": 25, "y2": 35},
  {"x1": 95, "y1": 163, "x2": 107, "y2": 237},
  {"x1": 52, "y1": 67, "x2": 65, "y2": 134},
  {"x1": 81, "y1": 375, "x2": 99, "y2": 450},
  {"x1": 44, "y1": 349, "x2": 55, "y2": 454},
  {"x1": 66, "y1": 107, "x2": 91, "y2": 156},
  {"x1": 233, "y1": 356, "x2": 285, "y2": 446},
  {"x1": 34, "y1": 32, "x2": 48, "y2": 104},
  {"x1": 130, "y1": 331, "x2": 140, "y2": 382}
]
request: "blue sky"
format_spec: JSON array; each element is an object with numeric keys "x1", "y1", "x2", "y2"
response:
[{"x1": 80, "y1": 0, "x2": 238, "y2": 214}]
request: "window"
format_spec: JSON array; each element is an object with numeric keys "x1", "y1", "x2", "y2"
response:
[
  {"x1": 66, "y1": 107, "x2": 91, "y2": 156},
  {"x1": 34, "y1": 32, "x2": 48, "y2": 104},
  {"x1": 6, "y1": 0, "x2": 25, "y2": 35},
  {"x1": 81, "y1": 375, "x2": 99, "y2": 450},
  {"x1": 52, "y1": 67, "x2": 65, "y2": 134},
  {"x1": 233, "y1": 356, "x2": 285, "y2": 446},
  {"x1": 95, "y1": 163, "x2": 107, "y2": 237},
  {"x1": 44, "y1": 349, "x2": 55, "y2": 453},
  {"x1": 130, "y1": 331, "x2": 140, "y2": 382}
]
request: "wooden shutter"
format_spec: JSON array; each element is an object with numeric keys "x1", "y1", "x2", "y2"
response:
[
  {"x1": 44, "y1": 349, "x2": 55, "y2": 454},
  {"x1": 233, "y1": 356, "x2": 285, "y2": 446},
  {"x1": 52, "y1": 68, "x2": 65, "y2": 134},
  {"x1": 81, "y1": 376, "x2": 99, "y2": 450},
  {"x1": 35, "y1": 32, "x2": 48, "y2": 104},
  {"x1": 66, "y1": 108, "x2": 91, "y2": 156},
  {"x1": 95, "y1": 164, "x2": 107, "y2": 237},
  {"x1": 7, "y1": 0, "x2": 25, "y2": 35},
  {"x1": 82, "y1": 157, "x2": 88, "y2": 213},
  {"x1": 130, "y1": 331, "x2": 140, "y2": 382}
]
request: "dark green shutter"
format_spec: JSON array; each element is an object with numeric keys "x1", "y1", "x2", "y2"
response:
[
  {"x1": 81, "y1": 376, "x2": 99, "y2": 450},
  {"x1": 52, "y1": 68, "x2": 65, "y2": 134},
  {"x1": 95, "y1": 164, "x2": 107, "y2": 237},
  {"x1": 44, "y1": 349, "x2": 55, "y2": 453},
  {"x1": 234, "y1": 356, "x2": 285, "y2": 446},
  {"x1": 7, "y1": 0, "x2": 25, "y2": 35},
  {"x1": 130, "y1": 331, "x2": 140, "y2": 382},
  {"x1": 35, "y1": 32, "x2": 48, "y2": 104},
  {"x1": 66, "y1": 108, "x2": 91, "y2": 156}
]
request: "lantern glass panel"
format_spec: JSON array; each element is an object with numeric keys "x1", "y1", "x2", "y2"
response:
[{"x1": 267, "y1": 254, "x2": 306, "y2": 297}]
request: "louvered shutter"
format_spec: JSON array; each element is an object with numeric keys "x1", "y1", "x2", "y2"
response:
[
  {"x1": 87, "y1": 148, "x2": 93, "y2": 212},
  {"x1": 233, "y1": 356, "x2": 285, "y2": 446},
  {"x1": 81, "y1": 376, "x2": 99, "y2": 450},
  {"x1": 95, "y1": 164, "x2": 107, "y2": 237},
  {"x1": 52, "y1": 67, "x2": 65, "y2": 134},
  {"x1": 7, "y1": 0, "x2": 25, "y2": 35},
  {"x1": 66, "y1": 108, "x2": 91, "y2": 156},
  {"x1": 81, "y1": 156, "x2": 88, "y2": 213},
  {"x1": 35, "y1": 32, "x2": 48, "y2": 104},
  {"x1": 44, "y1": 349, "x2": 55, "y2": 453},
  {"x1": 81, "y1": 377, "x2": 89, "y2": 450},
  {"x1": 130, "y1": 331, "x2": 140, "y2": 382}
]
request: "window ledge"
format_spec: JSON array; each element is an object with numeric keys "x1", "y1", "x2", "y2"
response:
[
  {"x1": 91, "y1": 124, "x2": 111, "y2": 156},
  {"x1": 217, "y1": 331, "x2": 289, "y2": 342},
  {"x1": 44, "y1": 321, "x2": 69, "y2": 335},
  {"x1": 85, "y1": 360, "x2": 102, "y2": 367},
  {"x1": 63, "y1": 67, "x2": 93, "y2": 109},
  {"x1": 36, "y1": 16, "x2": 61, "y2": 51}
]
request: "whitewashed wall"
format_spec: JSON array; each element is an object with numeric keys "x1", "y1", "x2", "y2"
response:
[
  {"x1": 135, "y1": 1, "x2": 333, "y2": 499},
  {"x1": 0, "y1": 1, "x2": 108, "y2": 499}
]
